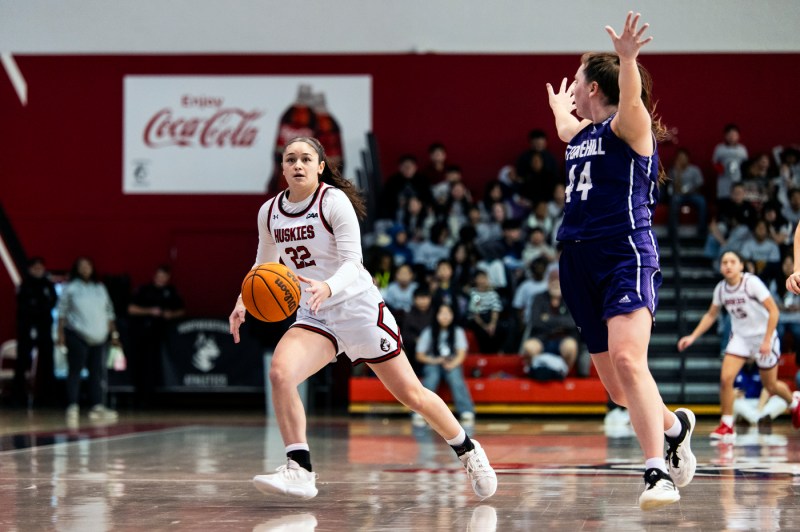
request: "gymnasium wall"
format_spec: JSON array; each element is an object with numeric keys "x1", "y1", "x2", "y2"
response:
[{"x1": 1, "y1": 51, "x2": 798, "y2": 345}]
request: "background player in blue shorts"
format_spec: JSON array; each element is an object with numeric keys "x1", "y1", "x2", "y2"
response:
[{"x1": 545, "y1": 12, "x2": 696, "y2": 510}]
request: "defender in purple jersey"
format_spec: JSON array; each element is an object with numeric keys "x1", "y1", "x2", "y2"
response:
[{"x1": 546, "y1": 12, "x2": 696, "y2": 511}]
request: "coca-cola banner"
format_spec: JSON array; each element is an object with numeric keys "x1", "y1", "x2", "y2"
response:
[{"x1": 123, "y1": 75, "x2": 371, "y2": 194}]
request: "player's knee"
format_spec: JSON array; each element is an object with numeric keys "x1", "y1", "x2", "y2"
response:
[
  {"x1": 610, "y1": 351, "x2": 642, "y2": 380},
  {"x1": 720, "y1": 373, "x2": 737, "y2": 387},
  {"x1": 269, "y1": 363, "x2": 296, "y2": 390},
  {"x1": 396, "y1": 384, "x2": 428, "y2": 412}
]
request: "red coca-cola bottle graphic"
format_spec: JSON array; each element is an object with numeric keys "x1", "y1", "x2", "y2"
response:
[
  {"x1": 312, "y1": 92, "x2": 345, "y2": 176},
  {"x1": 267, "y1": 84, "x2": 318, "y2": 195}
]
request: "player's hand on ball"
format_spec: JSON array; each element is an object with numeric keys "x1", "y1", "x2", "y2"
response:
[
  {"x1": 229, "y1": 296, "x2": 246, "y2": 344},
  {"x1": 297, "y1": 274, "x2": 331, "y2": 313}
]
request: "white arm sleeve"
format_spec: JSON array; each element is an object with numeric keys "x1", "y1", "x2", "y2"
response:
[
  {"x1": 254, "y1": 200, "x2": 279, "y2": 267},
  {"x1": 322, "y1": 190, "x2": 363, "y2": 296}
]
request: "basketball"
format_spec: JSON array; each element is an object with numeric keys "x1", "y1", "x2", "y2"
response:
[{"x1": 241, "y1": 262, "x2": 302, "y2": 322}]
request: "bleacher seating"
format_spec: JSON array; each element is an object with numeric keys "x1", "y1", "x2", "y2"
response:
[
  {"x1": 349, "y1": 352, "x2": 799, "y2": 415},
  {"x1": 349, "y1": 354, "x2": 608, "y2": 415}
]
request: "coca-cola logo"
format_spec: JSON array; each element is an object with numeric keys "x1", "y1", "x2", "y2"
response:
[{"x1": 143, "y1": 105, "x2": 263, "y2": 148}]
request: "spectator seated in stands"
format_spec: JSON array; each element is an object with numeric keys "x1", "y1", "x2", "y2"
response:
[
  {"x1": 762, "y1": 202, "x2": 792, "y2": 253},
  {"x1": 781, "y1": 188, "x2": 800, "y2": 229},
  {"x1": 512, "y1": 257, "x2": 550, "y2": 328},
  {"x1": 413, "y1": 222, "x2": 452, "y2": 275},
  {"x1": 384, "y1": 224, "x2": 414, "y2": 267},
  {"x1": 705, "y1": 183, "x2": 757, "y2": 265},
  {"x1": 378, "y1": 154, "x2": 433, "y2": 222},
  {"x1": 739, "y1": 219, "x2": 781, "y2": 287},
  {"x1": 521, "y1": 227, "x2": 556, "y2": 269},
  {"x1": 381, "y1": 263, "x2": 418, "y2": 322},
  {"x1": 420, "y1": 141, "x2": 448, "y2": 185},
  {"x1": 400, "y1": 286, "x2": 435, "y2": 375},
  {"x1": 368, "y1": 250, "x2": 394, "y2": 291},
  {"x1": 712, "y1": 123, "x2": 748, "y2": 202},
  {"x1": 412, "y1": 303, "x2": 475, "y2": 427},
  {"x1": 667, "y1": 147, "x2": 708, "y2": 237},
  {"x1": 526, "y1": 200, "x2": 555, "y2": 242},
  {"x1": 519, "y1": 270, "x2": 579, "y2": 381},
  {"x1": 465, "y1": 270, "x2": 506, "y2": 353}
]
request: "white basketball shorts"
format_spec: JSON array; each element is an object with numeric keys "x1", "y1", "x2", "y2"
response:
[
  {"x1": 725, "y1": 331, "x2": 780, "y2": 369},
  {"x1": 292, "y1": 285, "x2": 403, "y2": 365}
]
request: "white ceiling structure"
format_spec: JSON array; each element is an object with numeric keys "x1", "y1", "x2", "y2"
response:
[{"x1": 1, "y1": 0, "x2": 799, "y2": 54}]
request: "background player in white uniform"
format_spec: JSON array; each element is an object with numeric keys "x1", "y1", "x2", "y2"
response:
[
  {"x1": 229, "y1": 136, "x2": 496, "y2": 501},
  {"x1": 678, "y1": 251, "x2": 800, "y2": 440}
]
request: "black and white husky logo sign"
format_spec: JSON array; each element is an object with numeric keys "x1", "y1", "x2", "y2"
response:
[{"x1": 380, "y1": 338, "x2": 390, "y2": 352}]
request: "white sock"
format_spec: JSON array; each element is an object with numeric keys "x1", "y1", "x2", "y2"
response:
[
  {"x1": 762, "y1": 396, "x2": 790, "y2": 419},
  {"x1": 445, "y1": 427, "x2": 467, "y2": 446},
  {"x1": 721, "y1": 415, "x2": 734, "y2": 427},
  {"x1": 285, "y1": 442, "x2": 310, "y2": 453},
  {"x1": 645, "y1": 457, "x2": 668, "y2": 473},
  {"x1": 664, "y1": 413, "x2": 682, "y2": 438},
  {"x1": 791, "y1": 396, "x2": 799, "y2": 411}
]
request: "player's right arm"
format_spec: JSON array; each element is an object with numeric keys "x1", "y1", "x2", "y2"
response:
[
  {"x1": 230, "y1": 200, "x2": 280, "y2": 344},
  {"x1": 677, "y1": 303, "x2": 720, "y2": 352},
  {"x1": 546, "y1": 77, "x2": 591, "y2": 142}
]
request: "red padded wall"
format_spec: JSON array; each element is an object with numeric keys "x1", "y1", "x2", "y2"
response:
[{"x1": 0, "y1": 53, "x2": 797, "y2": 343}]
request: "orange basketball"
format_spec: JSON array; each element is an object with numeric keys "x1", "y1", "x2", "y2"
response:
[{"x1": 241, "y1": 262, "x2": 302, "y2": 322}]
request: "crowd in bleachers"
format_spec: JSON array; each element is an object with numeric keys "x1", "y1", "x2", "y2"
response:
[
  {"x1": 365, "y1": 131, "x2": 578, "y2": 381},
  {"x1": 364, "y1": 124, "x2": 800, "y2": 383}
]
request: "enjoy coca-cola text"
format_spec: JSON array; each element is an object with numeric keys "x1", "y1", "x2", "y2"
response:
[{"x1": 143, "y1": 108, "x2": 263, "y2": 148}]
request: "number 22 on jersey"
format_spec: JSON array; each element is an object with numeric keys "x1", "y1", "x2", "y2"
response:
[{"x1": 565, "y1": 162, "x2": 593, "y2": 203}]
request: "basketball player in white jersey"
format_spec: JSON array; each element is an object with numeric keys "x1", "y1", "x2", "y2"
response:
[
  {"x1": 229, "y1": 136, "x2": 496, "y2": 501},
  {"x1": 678, "y1": 251, "x2": 800, "y2": 440}
]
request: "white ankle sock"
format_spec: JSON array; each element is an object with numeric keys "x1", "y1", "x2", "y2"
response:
[
  {"x1": 285, "y1": 442, "x2": 310, "y2": 453},
  {"x1": 790, "y1": 396, "x2": 799, "y2": 411},
  {"x1": 664, "y1": 413, "x2": 682, "y2": 438},
  {"x1": 645, "y1": 457, "x2": 668, "y2": 473},
  {"x1": 445, "y1": 428, "x2": 467, "y2": 446},
  {"x1": 721, "y1": 415, "x2": 734, "y2": 427}
]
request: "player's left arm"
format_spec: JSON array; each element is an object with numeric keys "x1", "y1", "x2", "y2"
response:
[
  {"x1": 606, "y1": 12, "x2": 654, "y2": 156},
  {"x1": 321, "y1": 190, "x2": 363, "y2": 297}
]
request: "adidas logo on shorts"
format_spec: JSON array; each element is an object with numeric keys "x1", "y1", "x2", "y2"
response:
[{"x1": 619, "y1": 295, "x2": 631, "y2": 303}]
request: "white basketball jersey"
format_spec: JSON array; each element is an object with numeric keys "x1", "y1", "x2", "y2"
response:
[
  {"x1": 712, "y1": 273, "x2": 773, "y2": 338},
  {"x1": 264, "y1": 183, "x2": 373, "y2": 310}
]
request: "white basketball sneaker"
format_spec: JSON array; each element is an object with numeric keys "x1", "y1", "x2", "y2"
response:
[
  {"x1": 253, "y1": 459, "x2": 318, "y2": 500},
  {"x1": 665, "y1": 408, "x2": 696, "y2": 488},
  {"x1": 638, "y1": 468, "x2": 680, "y2": 511},
  {"x1": 459, "y1": 440, "x2": 497, "y2": 499}
]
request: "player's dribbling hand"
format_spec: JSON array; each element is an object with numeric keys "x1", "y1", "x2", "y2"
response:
[
  {"x1": 229, "y1": 296, "x2": 246, "y2": 344},
  {"x1": 786, "y1": 272, "x2": 800, "y2": 294},
  {"x1": 605, "y1": 11, "x2": 653, "y2": 61},
  {"x1": 297, "y1": 274, "x2": 331, "y2": 313}
]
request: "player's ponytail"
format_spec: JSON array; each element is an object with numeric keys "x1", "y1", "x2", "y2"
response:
[
  {"x1": 285, "y1": 136, "x2": 367, "y2": 220},
  {"x1": 581, "y1": 52, "x2": 668, "y2": 183}
]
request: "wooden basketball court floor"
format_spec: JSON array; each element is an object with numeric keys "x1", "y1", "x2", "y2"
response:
[{"x1": 1, "y1": 410, "x2": 799, "y2": 531}]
